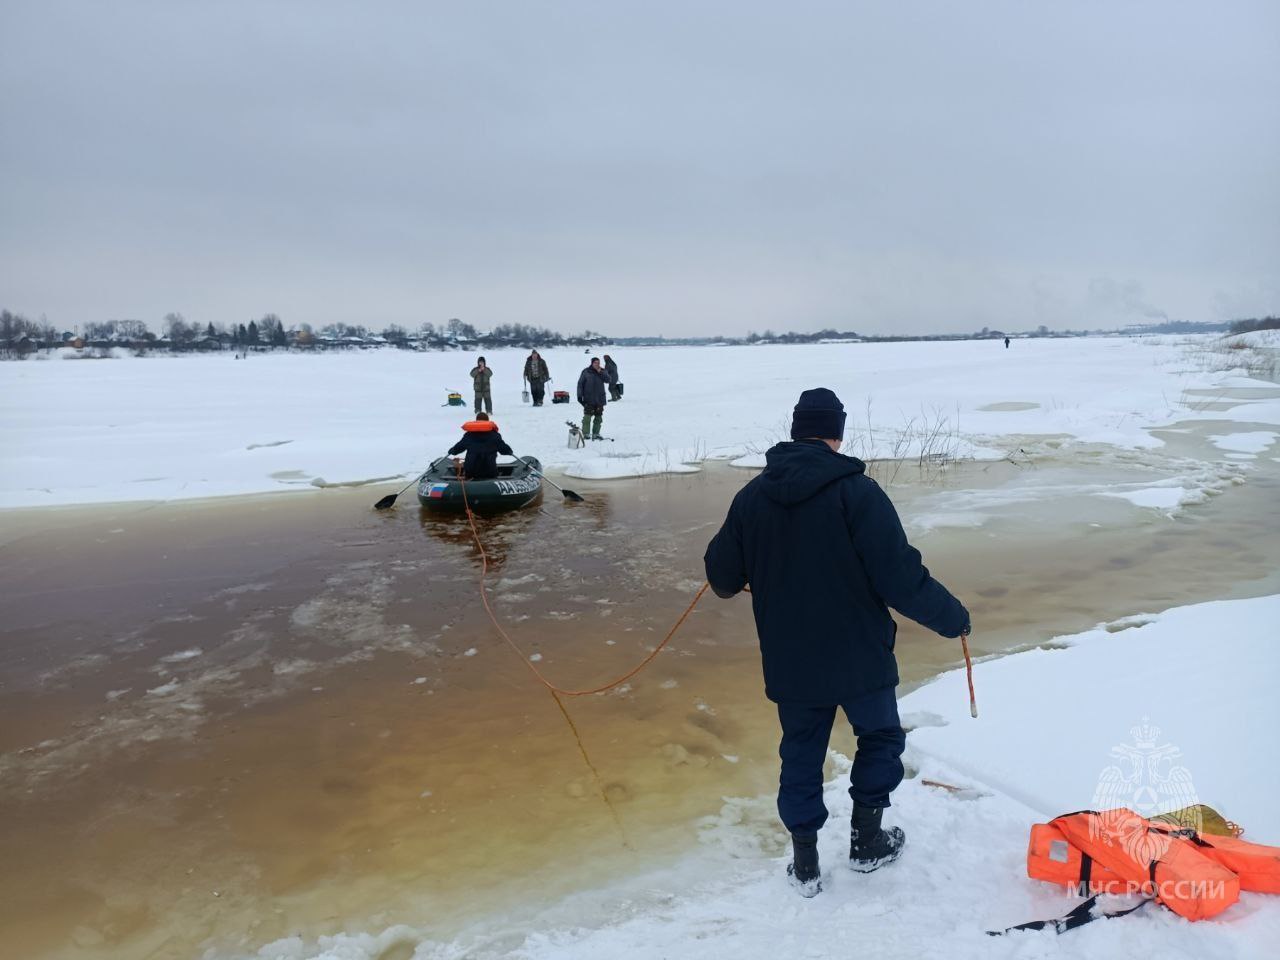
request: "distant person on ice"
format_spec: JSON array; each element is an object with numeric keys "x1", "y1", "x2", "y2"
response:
[
  {"x1": 703, "y1": 388, "x2": 970, "y2": 897},
  {"x1": 576, "y1": 356, "x2": 609, "y2": 440},
  {"x1": 470, "y1": 356, "x2": 493, "y2": 414},
  {"x1": 603, "y1": 353, "x2": 621, "y2": 401},
  {"x1": 523, "y1": 350, "x2": 551, "y2": 407},
  {"x1": 447, "y1": 412, "x2": 513, "y2": 480},
  {"x1": 1004, "y1": 336, "x2": 1010, "y2": 349}
]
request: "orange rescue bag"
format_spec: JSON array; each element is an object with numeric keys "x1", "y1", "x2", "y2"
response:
[{"x1": 1050, "y1": 809, "x2": 1239, "y2": 921}]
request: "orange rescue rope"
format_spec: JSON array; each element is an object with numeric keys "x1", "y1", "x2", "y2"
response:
[
  {"x1": 456, "y1": 464, "x2": 706, "y2": 696},
  {"x1": 453, "y1": 466, "x2": 979, "y2": 721}
]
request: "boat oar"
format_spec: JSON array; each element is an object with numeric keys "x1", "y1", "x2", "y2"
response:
[
  {"x1": 540, "y1": 473, "x2": 585, "y2": 502},
  {"x1": 374, "y1": 472, "x2": 424, "y2": 510},
  {"x1": 519, "y1": 457, "x2": 584, "y2": 502}
]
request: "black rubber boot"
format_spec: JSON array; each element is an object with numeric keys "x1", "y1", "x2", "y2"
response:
[
  {"x1": 849, "y1": 805, "x2": 905, "y2": 873},
  {"x1": 786, "y1": 834, "x2": 822, "y2": 897}
]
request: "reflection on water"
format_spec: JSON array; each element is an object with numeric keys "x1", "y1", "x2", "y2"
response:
[{"x1": 1, "y1": 423, "x2": 1279, "y2": 958}]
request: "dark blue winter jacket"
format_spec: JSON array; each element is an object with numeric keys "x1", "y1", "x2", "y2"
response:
[
  {"x1": 577, "y1": 366, "x2": 609, "y2": 407},
  {"x1": 448, "y1": 428, "x2": 514, "y2": 479},
  {"x1": 704, "y1": 440, "x2": 969, "y2": 704}
]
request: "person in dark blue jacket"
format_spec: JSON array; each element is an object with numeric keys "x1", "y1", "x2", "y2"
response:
[
  {"x1": 704, "y1": 388, "x2": 969, "y2": 897},
  {"x1": 447, "y1": 413, "x2": 514, "y2": 479}
]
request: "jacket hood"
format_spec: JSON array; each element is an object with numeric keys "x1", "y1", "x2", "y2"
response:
[{"x1": 758, "y1": 440, "x2": 866, "y2": 505}]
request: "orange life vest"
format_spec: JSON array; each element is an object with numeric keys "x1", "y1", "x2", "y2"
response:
[
  {"x1": 1153, "y1": 827, "x2": 1280, "y2": 895},
  {"x1": 462, "y1": 420, "x2": 499, "y2": 433},
  {"x1": 1047, "y1": 809, "x2": 1240, "y2": 920},
  {"x1": 1027, "y1": 822, "x2": 1129, "y2": 893},
  {"x1": 1029, "y1": 818, "x2": 1280, "y2": 897}
]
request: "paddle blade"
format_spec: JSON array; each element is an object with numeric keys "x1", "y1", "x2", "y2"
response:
[
  {"x1": 373, "y1": 493, "x2": 398, "y2": 510},
  {"x1": 562, "y1": 489, "x2": 585, "y2": 502}
]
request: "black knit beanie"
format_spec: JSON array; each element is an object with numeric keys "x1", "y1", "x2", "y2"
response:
[{"x1": 790, "y1": 388, "x2": 846, "y2": 441}]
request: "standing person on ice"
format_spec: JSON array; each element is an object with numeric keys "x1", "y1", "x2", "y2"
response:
[
  {"x1": 703, "y1": 388, "x2": 970, "y2": 897},
  {"x1": 603, "y1": 353, "x2": 621, "y2": 401},
  {"x1": 576, "y1": 356, "x2": 609, "y2": 440},
  {"x1": 523, "y1": 350, "x2": 551, "y2": 407},
  {"x1": 470, "y1": 356, "x2": 494, "y2": 415},
  {"x1": 447, "y1": 412, "x2": 513, "y2": 479}
]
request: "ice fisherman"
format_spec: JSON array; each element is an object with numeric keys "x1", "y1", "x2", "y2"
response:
[
  {"x1": 447, "y1": 412, "x2": 513, "y2": 479},
  {"x1": 576, "y1": 357, "x2": 610, "y2": 440},
  {"x1": 523, "y1": 350, "x2": 551, "y2": 407},
  {"x1": 470, "y1": 356, "x2": 494, "y2": 414},
  {"x1": 703, "y1": 388, "x2": 970, "y2": 897},
  {"x1": 603, "y1": 353, "x2": 621, "y2": 401}
]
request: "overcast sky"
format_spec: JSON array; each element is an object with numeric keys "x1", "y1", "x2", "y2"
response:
[{"x1": 2, "y1": 1, "x2": 1277, "y2": 337}]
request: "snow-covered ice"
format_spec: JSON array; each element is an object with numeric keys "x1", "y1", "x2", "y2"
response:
[
  {"x1": 1208, "y1": 431, "x2": 1278, "y2": 456},
  {"x1": 4, "y1": 335, "x2": 1279, "y2": 508},
  {"x1": 1099, "y1": 485, "x2": 1194, "y2": 512}
]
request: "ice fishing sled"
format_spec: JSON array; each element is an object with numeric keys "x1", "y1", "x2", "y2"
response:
[{"x1": 417, "y1": 455, "x2": 543, "y2": 513}]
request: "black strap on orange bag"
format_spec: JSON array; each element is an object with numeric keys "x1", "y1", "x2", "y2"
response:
[{"x1": 987, "y1": 894, "x2": 1151, "y2": 936}]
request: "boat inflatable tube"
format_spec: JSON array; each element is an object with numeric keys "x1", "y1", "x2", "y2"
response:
[
  {"x1": 1049, "y1": 809, "x2": 1239, "y2": 920},
  {"x1": 417, "y1": 455, "x2": 543, "y2": 513}
]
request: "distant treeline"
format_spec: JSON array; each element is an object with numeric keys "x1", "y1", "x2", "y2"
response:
[
  {"x1": 1228, "y1": 316, "x2": 1280, "y2": 335},
  {"x1": 612, "y1": 320, "x2": 1236, "y2": 347},
  {"x1": 1, "y1": 307, "x2": 1271, "y2": 360},
  {"x1": 0, "y1": 310, "x2": 606, "y2": 358}
]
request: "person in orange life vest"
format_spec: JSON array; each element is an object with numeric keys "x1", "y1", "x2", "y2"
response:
[{"x1": 448, "y1": 412, "x2": 513, "y2": 480}]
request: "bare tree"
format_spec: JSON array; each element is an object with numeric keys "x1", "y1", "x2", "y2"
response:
[
  {"x1": 446, "y1": 318, "x2": 476, "y2": 339},
  {"x1": 163, "y1": 312, "x2": 195, "y2": 344},
  {"x1": 258, "y1": 313, "x2": 287, "y2": 346}
]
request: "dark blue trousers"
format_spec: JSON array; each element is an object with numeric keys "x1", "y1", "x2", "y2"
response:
[{"x1": 776, "y1": 686, "x2": 906, "y2": 837}]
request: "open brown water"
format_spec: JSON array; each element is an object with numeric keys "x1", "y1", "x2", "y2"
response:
[{"x1": 2, "y1": 415, "x2": 1279, "y2": 959}]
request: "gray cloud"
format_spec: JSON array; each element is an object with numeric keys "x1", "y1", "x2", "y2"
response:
[
  {"x1": 1087, "y1": 277, "x2": 1168, "y2": 324},
  {"x1": 2, "y1": 0, "x2": 1278, "y2": 336}
]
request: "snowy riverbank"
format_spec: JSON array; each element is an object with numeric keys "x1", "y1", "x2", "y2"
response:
[
  {"x1": 248, "y1": 593, "x2": 1280, "y2": 960},
  {"x1": 4, "y1": 335, "x2": 1279, "y2": 509}
]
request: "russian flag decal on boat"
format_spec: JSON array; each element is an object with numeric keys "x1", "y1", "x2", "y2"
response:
[{"x1": 428, "y1": 483, "x2": 448, "y2": 499}]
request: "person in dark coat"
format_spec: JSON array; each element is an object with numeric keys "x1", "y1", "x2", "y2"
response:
[
  {"x1": 447, "y1": 412, "x2": 513, "y2": 479},
  {"x1": 603, "y1": 354, "x2": 621, "y2": 401},
  {"x1": 576, "y1": 357, "x2": 609, "y2": 440},
  {"x1": 703, "y1": 388, "x2": 969, "y2": 897},
  {"x1": 523, "y1": 350, "x2": 551, "y2": 406}
]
